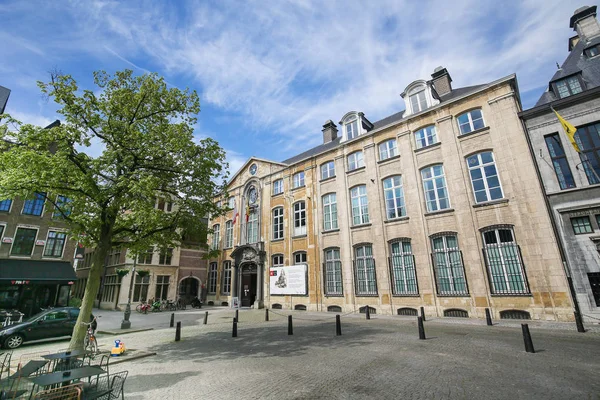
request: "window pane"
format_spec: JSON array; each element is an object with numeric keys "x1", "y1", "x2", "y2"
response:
[
  {"x1": 571, "y1": 216, "x2": 593, "y2": 234},
  {"x1": 11, "y1": 228, "x2": 37, "y2": 256}
]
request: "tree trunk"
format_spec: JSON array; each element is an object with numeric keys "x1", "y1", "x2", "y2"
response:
[{"x1": 69, "y1": 238, "x2": 111, "y2": 349}]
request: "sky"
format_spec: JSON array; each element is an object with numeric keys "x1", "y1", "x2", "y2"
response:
[{"x1": 0, "y1": 0, "x2": 583, "y2": 176}]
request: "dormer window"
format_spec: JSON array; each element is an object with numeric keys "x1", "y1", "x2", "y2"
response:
[
  {"x1": 345, "y1": 118, "x2": 359, "y2": 140},
  {"x1": 339, "y1": 112, "x2": 373, "y2": 142},
  {"x1": 554, "y1": 75, "x2": 583, "y2": 99},
  {"x1": 409, "y1": 89, "x2": 427, "y2": 113},
  {"x1": 585, "y1": 44, "x2": 600, "y2": 58},
  {"x1": 402, "y1": 80, "x2": 438, "y2": 117}
]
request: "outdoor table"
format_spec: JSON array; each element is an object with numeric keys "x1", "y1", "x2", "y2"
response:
[
  {"x1": 8, "y1": 360, "x2": 48, "y2": 378},
  {"x1": 28, "y1": 366, "x2": 106, "y2": 389},
  {"x1": 42, "y1": 349, "x2": 93, "y2": 371}
]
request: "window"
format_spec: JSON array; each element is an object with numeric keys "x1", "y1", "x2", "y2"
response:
[
  {"x1": 414, "y1": 126, "x2": 437, "y2": 149},
  {"x1": 208, "y1": 263, "x2": 218, "y2": 294},
  {"x1": 10, "y1": 227, "x2": 37, "y2": 256},
  {"x1": 585, "y1": 45, "x2": 600, "y2": 58},
  {"x1": 53, "y1": 195, "x2": 73, "y2": 219},
  {"x1": 482, "y1": 227, "x2": 529, "y2": 295},
  {"x1": 555, "y1": 76, "x2": 583, "y2": 99},
  {"x1": 273, "y1": 179, "x2": 284, "y2": 195},
  {"x1": 246, "y1": 209, "x2": 258, "y2": 243},
  {"x1": 293, "y1": 202, "x2": 306, "y2": 236},
  {"x1": 159, "y1": 248, "x2": 173, "y2": 265},
  {"x1": 228, "y1": 197, "x2": 235, "y2": 209},
  {"x1": 345, "y1": 118, "x2": 359, "y2": 140},
  {"x1": 409, "y1": 90, "x2": 427, "y2": 113},
  {"x1": 272, "y1": 254, "x2": 284, "y2": 267},
  {"x1": 324, "y1": 248, "x2": 342, "y2": 295},
  {"x1": 157, "y1": 198, "x2": 172, "y2": 212},
  {"x1": 138, "y1": 248, "x2": 154, "y2": 264},
  {"x1": 293, "y1": 172, "x2": 305, "y2": 188},
  {"x1": 212, "y1": 224, "x2": 220, "y2": 250},
  {"x1": 321, "y1": 161, "x2": 335, "y2": 180},
  {"x1": 322, "y1": 193, "x2": 338, "y2": 231},
  {"x1": 390, "y1": 241, "x2": 418, "y2": 295},
  {"x1": 294, "y1": 251, "x2": 307, "y2": 264},
  {"x1": 574, "y1": 123, "x2": 600, "y2": 184},
  {"x1": 571, "y1": 216, "x2": 593, "y2": 234},
  {"x1": 466, "y1": 151, "x2": 503, "y2": 203},
  {"x1": 421, "y1": 165, "x2": 450, "y2": 212},
  {"x1": 222, "y1": 261, "x2": 232, "y2": 294},
  {"x1": 43, "y1": 310, "x2": 69, "y2": 321},
  {"x1": 431, "y1": 235, "x2": 468, "y2": 295},
  {"x1": 133, "y1": 275, "x2": 150, "y2": 302},
  {"x1": 347, "y1": 151, "x2": 364, "y2": 171},
  {"x1": 354, "y1": 245, "x2": 377, "y2": 295},
  {"x1": 155, "y1": 275, "x2": 170, "y2": 300},
  {"x1": 545, "y1": 133, "x2": 576, "y2": 189},
  {"x1": 22, "y1": 192, "x2": 46, "y2": 216},
  {"x1": 273, "y1": 207, "x2": 284, "y2": 240},
  {"x1": 457, "y1": 109, "x2": 485, "y2": 135},
  {"x1": 43, "y1": 231, "x2": 67, "y2": 257},
  {"x1": 0, "y1": 199, "x2": 11, "y2": 212},
  {"x1": 108, "y1": 248, "x2": 121, "y2": 266},
  {"x1": 350, "y1": 185, "x2": 369, "y2": 225},
  {"x1": 379, "y1": 139, "x2": 398, "y2": 161},
  {"x1": 225, "y1": 220, "x2": 233, "y2": 248},
  {"x1": 383, "y1": 176, "x2": 406, "y2": 219}
]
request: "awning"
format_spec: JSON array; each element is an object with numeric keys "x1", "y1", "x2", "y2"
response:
[{"x1": 0, "y1": 259, "x2": 77, "y2": 284}]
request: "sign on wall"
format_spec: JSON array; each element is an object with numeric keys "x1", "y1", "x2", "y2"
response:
[
  {"x1": 35, "y1": 240, "x2": 46, "y2": 246},
  {"x1": 2, "y1": 237, "x2": 13, "y2": 244},
  {"x1": 269, "y1": 265, "x2": 307, "y2": 295}
]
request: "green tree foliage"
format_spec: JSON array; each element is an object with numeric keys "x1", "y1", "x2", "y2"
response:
[{"x1": 0, "y1": 70, "x2": 228, "y2": 348}]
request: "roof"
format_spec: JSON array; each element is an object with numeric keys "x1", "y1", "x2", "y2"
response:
[
  {"x1": 280, "y1": 81, "x2": 503, "y2": 165},
  {"x1": 535, "y1": 34, "x2": 600, "y2": 107},
  {"x1": 0, "y1": 85, "x2": 10, "y2": 115},
  {"x1": 0, "y1": 259, "x2": 76, "y2": 282}
]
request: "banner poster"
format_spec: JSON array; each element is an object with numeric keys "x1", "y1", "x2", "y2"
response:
[
  {"x1": 232, "y1": 297, "x2": 240, "y2": 309},
  {"x1": 269, "y1": 265, "x2": 307, "y2": 295}
]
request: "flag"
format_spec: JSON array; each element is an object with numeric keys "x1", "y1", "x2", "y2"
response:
[
  {"x1": 232, "y1": 199, "x2": 239, "y2": 225},
  {"x1": 553, "y1": 108, "x2": 580, "y2": 153},
  {"x1": 245, "y1": 198, "x2": 250, "y2": 223}
]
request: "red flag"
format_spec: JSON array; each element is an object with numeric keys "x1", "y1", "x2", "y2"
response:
[{"x1": 232, "y1": 199, "x2": 239, "y2": 225}]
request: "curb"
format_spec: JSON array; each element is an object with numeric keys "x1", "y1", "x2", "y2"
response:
[{"x1": 98, "y1": 328, "x2": 154, "y2": 335}]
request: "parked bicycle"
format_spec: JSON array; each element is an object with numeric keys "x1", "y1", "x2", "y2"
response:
[
  {"x1": 135, "y1": 301, "x2": 151, "y2": 314},
  {"x1": 82, "y1": 315, "x2": 100, "y2": 355}
]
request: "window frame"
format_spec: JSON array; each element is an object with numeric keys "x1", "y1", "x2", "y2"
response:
[
  {"x1": 347, "y1": 151, "x2": 364, "y2": 172},
  {"x1": 553, "y1": 75, "x2": 584, "y2": 99},
  {"x1": 324, "y1": 247, "x2": 343, "y2": 296},
  {"x1": 133, "y1": 275, "x2": 150, "y2": 302},
  {"x1": 354, "y1": 244, "x2": 377, "y2": 296},
  {"x1": 22, "y1": 192, "x2": 46, "y2": 216},
  {"x1": 430, "y1": 234, "x2": 468, "y2": 296},
  {"x1": 272, "y1": 254, "x2": 284, "y2": 267},
  {"x1": 155, "y1": 275, "x2": 170, "y2": 300},
  {"x1": 272, "y1": 179, "x2": 284, "y2": 195},
  {"x1": 574, "y1": 122, "x2": 600, "y2": 185},
  {"x1": 409, "y1": 89, "x2": 427, "y2": 113},
  {"x1": 378, "y1": 139, "x2": 398, "y2": 161},
  {"x1": 382, "y1": 176, "x2": 406, "y2": 220},
  {"x1": 414, "y1": 125, "x2": 437, "y2": 149},
  {"x1": 0, "y1": 199, "x2": 12, "y2": 213},
  {"x1": 544, "y1": 133, "x2": 576, "y2": 190},
  {"x1": 293, "y1": 172, "x2": 305, "y2": 188},
  {"x1": 322, "y1": 193, "x2": 338, "y2": 231},
  {"x1": 224, "y1": 220, "x2": 234, "y2": 248},
  {"x1": 158, "y1": 248, "x2": 173, "y2": 265},
  {"x1": 246, "y1": 208, "x2": 259, "y2": 244},
  {"x1": 389, "y1": 240, "x2": 418, "y2": 296},
  {"x1": 208, "y1": 262, "x2": 218, "y2": 294},
  {"x1": 293, "y1": 251, "x2": 307, "y2": 265},
  {"x1": 138, "y1": 248, "x2": 154, "y2": 264},
  {"x1": 345, "y1": 118, "x2": 359, "y2": 140},
  {"x1": 466, "y1": 151, "x2": 504, "y2": 203},
  {"x1": 421, "y1": 165, "x2": 450, "y2": 212},
  {"x1": 350, "y1": 185, "x2": 369, "y2": 226},
  {"x1": 212, "y1": 224, "x2": 220, "y2": 250},
  {"x1": 222, "y1": 261, "x2": 232, "y2": 295},
  {"x1": 293, "y1": 201, "x2": 307, "y2": 236},
  {"x1": 272, "y1": 207, "x2": 284, "y2": 240},
  {"x1": 571, "y1": 216, "x2": 593, "y2": 234},
  {"x1": 10, "y1": 226, "x2": 39, "y2": 257},
  {"x1": 320, "y1": 161, "x2": 336, "y2": 180},
  {"x1": 53, "y1": 195, "x2": 73, "y2": 219},
  {"x1": 43, "y1": 230, "x2": 67, "y2": 258},
  {"x1": 456, "y1": 109, "x2": 485, "y2": 135}
]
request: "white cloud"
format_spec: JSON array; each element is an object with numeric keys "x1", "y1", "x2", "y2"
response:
[{"x1": 225, "y1": 148, "x2": 248, "y2": 180}]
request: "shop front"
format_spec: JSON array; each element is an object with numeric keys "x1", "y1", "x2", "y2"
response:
[{"x1": 0, "y1": 259, "x2": 76, "y2": 318}]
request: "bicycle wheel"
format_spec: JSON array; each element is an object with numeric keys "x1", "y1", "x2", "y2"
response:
[
  {"x1": 83, "y1": 335, "x2": 90, "y2": 350},
  {"x1": 90, "y1": 336, "x2": 99, "y2": 355},
  {"x1": 136, "y1": 304, "x2": 143, "y2": 313}
]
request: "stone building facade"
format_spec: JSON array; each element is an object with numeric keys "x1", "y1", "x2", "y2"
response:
[
  {"x1": 520, "y1": 6, "x2": 600, "y2": 323},
  {"x1": 208, "y1": 67, "x2": 574, "y2": 322}
]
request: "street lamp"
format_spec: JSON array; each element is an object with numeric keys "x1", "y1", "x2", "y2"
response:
[{"x1": 120, "y1": 256, "x2": 137, "y2": 329}]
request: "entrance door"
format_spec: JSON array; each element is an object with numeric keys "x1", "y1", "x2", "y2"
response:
[{"x1": 241, "y1": 273, "x2": 257, "y2": 307}]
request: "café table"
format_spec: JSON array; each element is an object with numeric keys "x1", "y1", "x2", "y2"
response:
[
  {"x1": 41, "y1": 349, "x2": 93, "y2": 370},
  {"x1": 28, "y1": 366, "x2": 106, "y2": 389}
]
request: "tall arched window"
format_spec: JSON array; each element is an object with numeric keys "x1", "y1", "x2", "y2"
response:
[
  {"x1": 293, "y1": 201, "x2": 306, "y2": 236},
  {"x1": 354, "y1": 244, "x2": 377, "y2": 295},
  {"x1": 212, "y1": 224, "x2": 220, "y2": 250},
  {"x1": 457, "y1": 109, "x2": 485, "y2": 135},
  {"x1": 324, "y1": 248, "x2": 343, "y2": 295},
  {"x1": 221, "y1": 261, "x2": 232, "y2": 295},
  {"x1": 246, "y1": 209, "x2": 258, "y2": 243},
  {"x1": 466, "y1": 151, "x2": 503, "y2": 203},
  {"x1": 272, "y1": 207, "x2": 284, "y2": 240},
  {"x1": 224, "y1": 220, "x2": 233, "y2": 248},
  {"x1": 383, "y1": 176, "x2": 406, "y2": 219},
  {"x1": 350, "y1": 185, "x2": 369, "y2": 225},
  {"x1": 389, "y1": 239, "x2": 417, "y2": 295},
  {"x1": 322, "y1": 193, "x2": 338, "y2": 231},
  {"x1": 421, "y1": 165, "x2": 450, "y2": 212},
  {"x1": 430, "y1": 234, "x2": 468, "y2": 295},
  {"x1": 481, "y1": 226, "x2": 529, "y2": 295}
]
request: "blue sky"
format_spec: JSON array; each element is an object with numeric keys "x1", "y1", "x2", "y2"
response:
[{"x1": 0, "y1": 0, "x2": 582, "y2": 175}]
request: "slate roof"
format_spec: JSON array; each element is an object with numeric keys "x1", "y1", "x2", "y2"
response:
[
  {"x1": 535, "y1": 35, "x2": 600, "y2": 106},
  {"x1": 280, "y1": 82, "x2": 494, "y2": 165},
  {"x1": 0, "y1": 85, "x2": 10, "y2": 115}
]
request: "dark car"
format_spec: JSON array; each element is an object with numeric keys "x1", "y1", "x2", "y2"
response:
[{"x1": 0, "y1": 307, "x2": 95, "y2": 349}]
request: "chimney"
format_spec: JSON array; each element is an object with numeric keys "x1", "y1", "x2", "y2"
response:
[
  {"x1": 431, "y1": 66, "x2": 452, "y2": 97},
  {"x1": 322, "y1": 120, "x2": 338, "y2": 144},
  {"x1": 570, "y1": 5, "x2": 600, "y2": 41}
]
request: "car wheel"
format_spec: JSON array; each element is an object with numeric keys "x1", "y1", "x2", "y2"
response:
[{"x1": 4, "y1": 334, "x2": 24, "y2": 349}]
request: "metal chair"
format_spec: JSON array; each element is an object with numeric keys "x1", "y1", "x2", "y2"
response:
[
  {"x1": 32, "y1": 383, "x2": 83, "y2": 400},
  {"x1": 17, "y1": 351, "x2": 50, "y2": 376},
  {"x1": 0, "y1": 351, "x2": 12, "y2": 381},
  {"x1": 108, "y1": 371, "x2": 128, "y2": 400}
]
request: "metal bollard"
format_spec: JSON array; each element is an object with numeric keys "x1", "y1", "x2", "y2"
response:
[
  {"x1": 365, "y1": 306, "x2": 371, "y2": 320},
  {"x1": 420, "y1": 306, "x2": 426, "y2": 322},
  {"x1": 521, "y1": 324, "x2": 535, "y2": 353},
  {"x1": 203, "y1": 311, "x2": 208, "y2": 325},
  {"x1": 232, "y1": 317, "x2": 238, "y2": 338},
  {"x1": 336, "y1": 315, "x2": 342, "y2": 336},
  {"x1": 175, "y1": 321, "x2": 181, "y2": 342},
  {"x1": 485, "y1": 308, "x2": 493, "y2": 326},
  {"x1": 288, "y1": 315, "x2": 293, "y2": 335},
  {"x1": 265, "y1": 309, "x2": 269, "y2": 322},
  {"x1": 235, "y1": 309, "x2": 239, "y2": 322},
  {"x1": 574, "y1": 311, "x2": 585, "y2": 333},
  {"x1": 418, "y1": 316, "x2": 426, "y2": 340},
  {"x1": 170, "y1": 313, "x2": 175, "y2": 328}
]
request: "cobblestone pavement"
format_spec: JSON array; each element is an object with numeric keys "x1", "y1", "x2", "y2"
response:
[{"x1": 7, "y1": 309, "x2": 600, "y2": 399}]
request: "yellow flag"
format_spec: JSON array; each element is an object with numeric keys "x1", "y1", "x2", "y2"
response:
[{"x1": 553, "y1": 109, "x2": 580, "y2": 153}]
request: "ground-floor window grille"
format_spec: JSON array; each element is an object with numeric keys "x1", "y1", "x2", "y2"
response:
[
  {"x1": 324, "y1": 248, "x2": 343, "y2": 295},
  {"x1": 389, "y1": 240, "x2": 418, "y2": 295},
  {"x1": 155, "y1": 275, "x2": 170, "y2": 300},
  {"x1": 101, "y1": 275, "x2": 119, "y2": 303},
  {"x1": 222, "y1": 261, "x2": 232, "y2": 295},
  {"x1": 431, "y1": 235, "x2": 468, "y2": 295},
  {"x1": 133, "y1": 275, "x2": 150, "y2": 302},
  {"x1": 354, "y1": 245, "x2": 377, "y2": 295},
  {"x1": 208, "y1": 263, "x2": 218, "y2": 294},
  {"x1": 482, "y1": 227, "x2": 529, "y2": 295}
]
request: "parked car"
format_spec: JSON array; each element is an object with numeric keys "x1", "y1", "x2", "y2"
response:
[{"x1": 0, "y1": 307, "x2": 96, "y2": 349}]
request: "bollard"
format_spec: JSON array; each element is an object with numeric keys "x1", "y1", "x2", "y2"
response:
[
  {"x1": 365, "y1": 306, "x2": 371, "y2": 320},
  {"x1": 336, "y1": 315, "x2": 342, "y2": 336},
  {"x1": 485, "y1": 308, "x2": 493, "y2": 326},
  {"x1": 203, "y1": 311, "x2": 208, "y2": 325},
  {"x1": 418, "y1": 316, "x2": 426, "y2": 340},
  {"x1": 288, "y1": 315, "x2": 293, "y2": 335},
  {"x1": 574, "y1": 311, "x2": 585, "y2": 333},
  {"x1": 235, "y1": 309, "x2": 239, "y2": 322},
  {"x1": 420, "y1": 306, "x2": 426, "y2": 322},
  {"x1": 170, "y1": 313, "x2": 175, "y2": 328},
  {"x1": 232, "y1": 317, "x2": 238, "y2": 338},
  {"x1": 521, "y1": 324, "x2": 535, "y2": 353},
  {"x1": 265, "y1": 309, "x2": 269, "y2": 322},
  {"x1": 175, "y1": 321, "x2": 181, "y2": 342}
]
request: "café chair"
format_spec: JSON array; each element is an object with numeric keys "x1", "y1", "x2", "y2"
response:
[{"x1": 32, "y1": 383, "x2": 83, "y2": 400}]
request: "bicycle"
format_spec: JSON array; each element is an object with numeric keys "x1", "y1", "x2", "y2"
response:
[
  {"x1": 82, "y1": 315, "x2": 100, "y2": 356},
  {"x1": 136, "y1": 301, "x2": 151, "y2": 314}
]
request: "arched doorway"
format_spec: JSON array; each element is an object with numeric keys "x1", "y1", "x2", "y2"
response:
[
  {"x1": 178, "y1": 277, "x2": 200, "y2": 304},
  {"x1": 240, "y1": 263, "x2": 257, "y2": 307}
]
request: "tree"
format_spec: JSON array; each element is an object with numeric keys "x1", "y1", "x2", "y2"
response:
[{"x1": 0, "y1": 70, "x2": 228, "y2": 348}]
